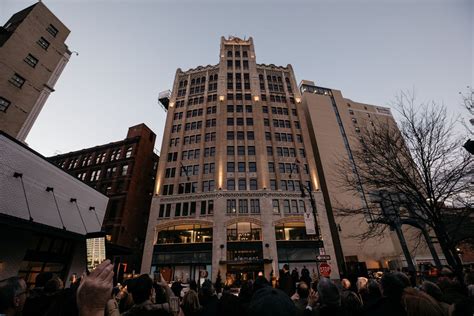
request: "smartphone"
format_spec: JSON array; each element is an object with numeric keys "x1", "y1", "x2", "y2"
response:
[{"x1": 86, "y1": 232, "x2": 107, "y2": 272}]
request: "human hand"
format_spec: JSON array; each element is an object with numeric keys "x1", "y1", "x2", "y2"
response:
[
  {"x1": 307, "y1": 289, "x2": 318, "y2": 307},
  {"x1": 291, "y1": 292, "x2": 300, "y2": 302},
  {"x1": 77, "y1": 259, "x2": 114, "y2": 316}
]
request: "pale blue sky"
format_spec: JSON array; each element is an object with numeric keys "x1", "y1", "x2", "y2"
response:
[{"x1": 1, "y1": 0, "x2": 472, "y2": 156}]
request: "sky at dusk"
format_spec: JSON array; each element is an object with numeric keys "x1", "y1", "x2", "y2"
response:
[{"x1": 1, "y1": 0, "x2": 472, "y2": 156}]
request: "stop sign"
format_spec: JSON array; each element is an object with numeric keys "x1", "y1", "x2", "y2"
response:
[{"x1": 319, "y1": 263, "x2": 331, "y2": 277}]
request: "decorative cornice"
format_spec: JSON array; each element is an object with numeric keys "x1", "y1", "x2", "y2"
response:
[
  {"x1": 256, "y1": 63, "x2": 289, "y2": 70},
  {"x1": 156, "y1": 191, "x2": 309, "y2": 202},
  {"x1": 273, "y1": 215, "x2": 304, "y2": 225},
  {"x1": 177, "y1": 64, "x2": 219, "y2": 75}
]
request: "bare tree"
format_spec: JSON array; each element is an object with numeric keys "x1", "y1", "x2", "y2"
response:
[
  {"x1": 459, "y1": 86, "x2": 473, "y2": 134},
  {"x1": 335, "y1": 91, "x2": 473, "y2": 279}
]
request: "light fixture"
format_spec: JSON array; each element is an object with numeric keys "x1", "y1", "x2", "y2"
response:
[
  {"x1": 169, "y1": 102, "x2": 175, "y2": 108},
  {"x1": 219, "y1": 96, "x2": 225, "y2": 102},
  {"x1": 253, "y1": 96, "x2": 259, "y2": 102},
  {"x1": 295, "y1": 97, "x2": 302, "y2": 104}
]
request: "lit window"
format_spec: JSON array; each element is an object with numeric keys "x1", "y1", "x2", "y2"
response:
[
  {"x1": 125, "y1": 147, "x2": 133, "y2": 158},
  {"x1": 121, "y1": 165, "x2": 128, "y2": 176}
]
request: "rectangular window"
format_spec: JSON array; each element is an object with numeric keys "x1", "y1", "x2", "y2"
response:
[
  {"x1": 227, "y1": 131, "x2": 234, "y2": 140},
  {"x1": 201, "y1": 201, "x2": 207, "y2": 215},
  {"x1": 250, "y1": 199, "x2": 260, "y2": 214},
  {"x1": 208, "y1": 200, "x2": 214, "y2": 214},
  {"x1": 238, "y1": 178, "x2": 246, "y2": 190},
  {"x1": 270, "y1": 179, "x2": 277, "y2": 190},
  {"x1": 165, "y1": 204, "x2": 171, "y2": 217},
  {"x1": 121, "y1": 165, "x2": 128, "y2": 176},
  {"x1": 227, "y1": 162, "x2": 235, "y2": 172},
  {"x1": 247, "y1": 146, "x2": 255, "y2": 155},
  {"x1": 237, "y1": 146, "x2": 245, "y2": 155},
  {"x1": 159, "y1": 204, "x2": 165, "y2": 218},
  {"x1": 46, "y1": 24, "x2": 59, "y2": 37},
  {"x1": 227, "y1": 199, "x2": 236, "y2": 213},
  {"x1": 175, "y1": 203, "x2": 181, "y2": 216},
  {"x1": 227, "y1": 146, "x2": 234, "y2": 155},
  {"x1": 227, "y1": 178, "x2": 235, "y2": 190},
  {"x1": 291, "y1": 200, "x2": 298, "y2": 213},
  {"x1": 238, "y1": 162, "x2": 245, "y2": 172},
  {"x1": 249, "y1": 179, "x2": 257, "y2": 190},
  {"x1": 182, "y1": 202, "x2": 189, "y2": 216},
  {"x1": 0, "y1": 97, "x2": 11, "y2": 112},
  {"x1": 37, "y1": 37, "x2": 50, "y2": 50},
  {"x1": 247, "y1": 131, "x2": 254, "y2": 140},
  {"x1": 272, "y1": 200, "x2": 280, "y2": 213},
  {"x1": 239, "y1": 199, "x2": 248, "y2": 213},
  {"x1": 283, "y1": 200, "x2": 291, "y2": 213},
  {"x1": 299, "y1": 200, "x2": 306, "y2": 213},
  {"x1": 248, "y1": 162, "x2": 257, "y2": 172},
  {"x1": 24, "y1": 54, "x2": 38, "y2": 68},
  {"x1": 9, "y1": 73, "x2": 25, "y2": 88},
  {"x1": 267, "y1": 146, "x2": 273, "y2": 156}
]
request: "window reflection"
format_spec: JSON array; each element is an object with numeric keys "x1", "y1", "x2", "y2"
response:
[{"x1": 157, "y1": 224, "x2": 213, "y2": 244}]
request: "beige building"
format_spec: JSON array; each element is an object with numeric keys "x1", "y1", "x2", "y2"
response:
[
  {"x1": 142, "y1": 37, "x2": 340, "y2": 282},
  {"x1": 300, "y1": 80, "x2": 442, "y2": 272},
  {"x1": 0, "y1": 2, "x2": 71, "y2": 141}
]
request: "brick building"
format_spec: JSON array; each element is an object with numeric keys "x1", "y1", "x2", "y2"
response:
[
  {"x1": 48, "y1": 124, "x2": 159, "y2": 274},
  {"x1": 0, "y1": 2, "x2": 71, "y2": 141}
]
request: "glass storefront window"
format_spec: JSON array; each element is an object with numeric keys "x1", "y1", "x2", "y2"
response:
[
  {"x1": 275, "y1": 223, "x2": 319, "y2": 241},
  {"x1": 156, "y1": 225, "x2": 213, "y2": 244},
  {"x1": 227, "y1": 222, "x2": 261, "y2": 241}
]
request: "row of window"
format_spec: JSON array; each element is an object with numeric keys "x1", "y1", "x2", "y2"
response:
[
  {"x1": 226, "y1": 59, "x2": 249, "y2": 69},
  {"x1": 58, "y1": 147, "x2": 133, "y2": 170},
  {"x1": 227, "y1": 50, "x2": 249, "y2": 58},
  {"x1": 226, "y1": 199, "x2": 260, "y2": 214},
  {"x1": 76, "y1": 164, "x2": 129, "y2": 182},
  {"x1": 227, "y1": 146, "x2": 256, "y2": 156},
  {"x1": 227, "y1": 117, "x2": 253, "y2": 126},
  {"x1": 158, "y1": 200, "x2": 215, "y2": 218}
]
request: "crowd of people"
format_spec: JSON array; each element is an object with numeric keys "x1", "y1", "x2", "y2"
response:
[{"x1": 0, "y1": 260, "x2": 473, "y2": 316}]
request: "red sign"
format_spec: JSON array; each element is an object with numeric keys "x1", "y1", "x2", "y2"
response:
[{"x1": 319, "y1": 263, "x2": 331, "y2": 277}]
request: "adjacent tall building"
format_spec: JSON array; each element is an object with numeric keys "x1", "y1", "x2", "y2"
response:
[
  {"x1": 0, "y1": 2, "x2": 71, "y2": 141},
  {"x1": 300, "y1": 80, "x2": 441, "y2": 272},
  {"x1": 49, "y1": 124, "x2": 159, "y2": 275},
  {"x1": 142, "y1": 37, "x2": 340, "y2": 283}
]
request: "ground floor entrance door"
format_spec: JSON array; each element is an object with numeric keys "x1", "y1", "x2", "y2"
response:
[{"x1": 226, "y1": 263, "x2": 264, "y2": 287}]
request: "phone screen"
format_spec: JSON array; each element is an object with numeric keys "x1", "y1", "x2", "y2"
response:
[{"x1": 86, "y1": 232, "x2": 107, "y2": 272}]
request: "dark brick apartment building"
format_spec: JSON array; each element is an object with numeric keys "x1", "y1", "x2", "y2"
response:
[{"x1": 48, "y1": 124, "x2": 159, "y2": 275}]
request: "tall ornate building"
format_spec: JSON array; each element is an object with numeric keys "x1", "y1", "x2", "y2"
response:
[
  {"x1": 0, "y1": 2, "x2": 71, "y2": 141},
  {"x1": 142, "y1": 37, "x2": 340, "y2": 282}
]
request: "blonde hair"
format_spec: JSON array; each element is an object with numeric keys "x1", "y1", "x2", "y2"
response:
[
  {"x1": 402, "y1": 288, "x2": 444, "y2": 316},
  {"x1": 356, "y1": 277, "x2": 368, "y2": 292}
]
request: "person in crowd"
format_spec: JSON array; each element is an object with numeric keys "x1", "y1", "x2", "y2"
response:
[
  {"x1": 365, "y1": 272, "x2": 410, "y2": 316},
  {"x1": 0, "y1": 276, "x2": 28, "y2": 316},
  {"x1": 451, "y1": 297, "x2": 474, "y2": 316},
  {"x1": 315, "y1": 277, "x2": 346, "y2": 316},
  {"x1": 114, "y1": 274, "x2": 171, "y2": 316},
  {"x1": 216, "y1": 286, "x2": 240, "y2": 316},
  {"x1": 198, "y1": 280, "x2": 217, "y2": 316},
  {"x1": 238, "y1": 281, "x2": 253, "y2": 314},
  {"x1": 22, "y1": 272, "x2": 57, "y2": 316},
  {"x1": 291, "y1": 282, "x2": 311, "y2": 316},
  {"x1": 117, "y1": 283, "x2": 134, "y2": 314},
  {"x1": 291, "y1": 268, "x2": 300, "y2": 286},
  {"x1": 279, "y1": 264, "x2": 295, "y2": 296},
  {"x1": 180, "y1": 290, "x2": 202, "y2": 316},
  {"x1": 465, "y1": 271, "x2": 474, "y2": 297},
  {"x1": 363, "y1": 279, "x2": 382, "y2": 312},
  {"x1": 420, "y1": 281, "x2": 451, "y2": 316},
  {"x1": 340, "y1": 278, "x2": 363, "y2": 316},
  {"x1": 189, "y1": 280, "x2": 198, "y2": 293},
  {"x1": 253, "y1": 275, "x2": 270, "y2": 293},
  {"x1": 248, "y1": 286, "x2": 296, "y2": 316},
  {"x1": 300, "y1": 266, "x2": 312, "y2": 287},
  {"x1": 355, "y1": 277, "x2": 369, "y2": 305},
  {"x1": 401, "y1": 287, "x2": 444, "y2": 316},
  {"x1": 171, "y1": 281, "x2": 183, "y2": 299}
]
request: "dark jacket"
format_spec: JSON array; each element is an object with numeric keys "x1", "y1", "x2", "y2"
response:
[
  {"x1": 365, "y1": 297, "x2": 407, "y2": 316},
  {"x1": 279, "y1": 271, "x2": 295, "y2": 296},
  {"x1": 122, "y1": 300, "x2": 171, "y2": 316}
]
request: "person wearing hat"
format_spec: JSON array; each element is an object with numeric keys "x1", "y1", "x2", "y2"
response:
[{"x1": 248, "y1": 286, "x2": 296, "y2": 316}]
